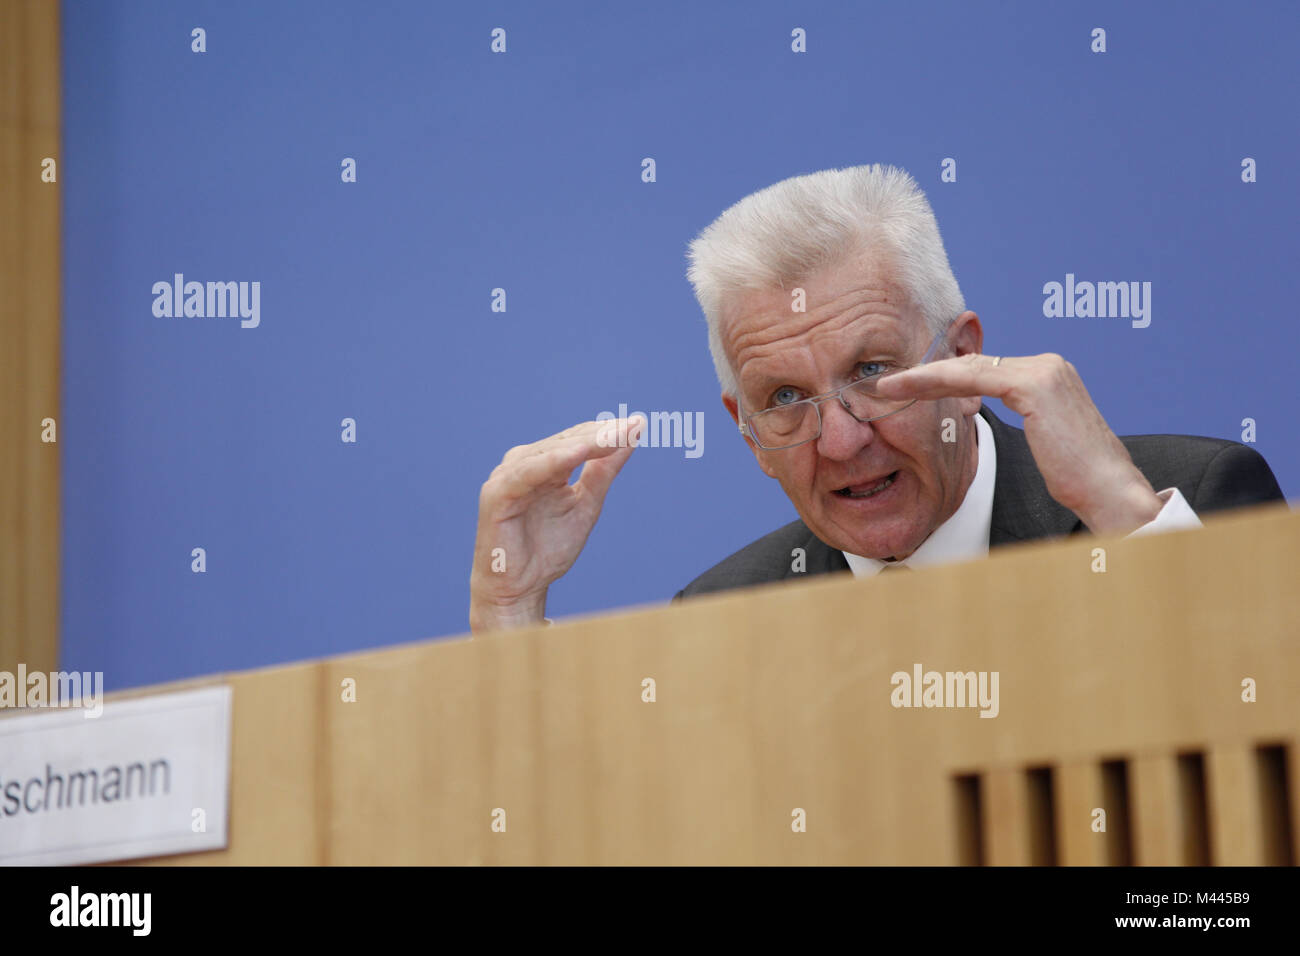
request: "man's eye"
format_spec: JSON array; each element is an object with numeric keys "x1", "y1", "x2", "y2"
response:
[
  {"x1": 772, "y1": 387, "x2": 801, "y2": 406},
  {"x1": 855, "y1": 361, "x2": 892, "y2": 379}
]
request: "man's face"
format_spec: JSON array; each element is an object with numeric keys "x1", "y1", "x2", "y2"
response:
[{"x1": 720, "y1": 252, "x2": 984, "y2": 560}]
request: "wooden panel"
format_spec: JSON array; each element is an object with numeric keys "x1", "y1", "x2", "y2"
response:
[
  {"x1": 0, "y1": 0, "x2": 61, "y2": 677},
  {"x1": 320, "y1": 639, "x2": 486, "y2": 864},
  {"x1": 56, "y1": 503, "x2": 1294, "y2": 865},
  {"x1": 117, "y1": 666, "x2": 326, "y2": 865}
]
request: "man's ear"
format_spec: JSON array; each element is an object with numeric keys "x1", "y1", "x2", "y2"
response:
[
  {"x1": 951, "y1": 311, "x2": 985, "y2": 418},
  {"x1": 722, "y1": 393, "x2": 777, "y2": 478},
  {"x1": 951, "y1": 310, "x2": 984, "y2": 358}
]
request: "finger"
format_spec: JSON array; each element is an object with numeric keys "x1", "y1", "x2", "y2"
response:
[
  {"x1": 505, "y1": 417, "x2": 642, "y2": 465},
  {"x1": 874, "y1": 354, "x2": 1013, "y2": 402},
  {"x1": 575, "y1": 418, "x2": 645, "y2": 502},
  {"x1": 529, "y1": 416, "x2": 645, "y2": 463},
  {"x1": 493, "y1": 421, "x2": 644, "y2": 502},
  {"x1": 592, "y1": 414, "x2": 646, "y2": 453},
  {"x1": 493, "y1": 442, "x2": 596, "y2": 501}
]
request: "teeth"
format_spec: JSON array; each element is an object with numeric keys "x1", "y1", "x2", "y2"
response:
[{"x1": 845, "y1": 474, "x2": 895, "y2": 498}]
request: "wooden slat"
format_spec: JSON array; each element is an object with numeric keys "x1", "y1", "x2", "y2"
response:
[
  {"x1": 1206, "y1": 744, "x2": 1267, "y2": 865},
  {"x1": 984, "y1": 768, "x2": 1032, "y2": 865},
  {"x1": 1130, "y1": 753, "x2": 1185, "y2": 865},
  {"x1": 1055, "y1": 761, "x2": 1105, "y2": 865}
]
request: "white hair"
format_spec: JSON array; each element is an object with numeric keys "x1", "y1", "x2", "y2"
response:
[{"x1": 685, "y1": 164, "x2": 966, "y2": 396}]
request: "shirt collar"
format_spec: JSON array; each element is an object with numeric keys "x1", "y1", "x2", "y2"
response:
[{"x1": 842, "y1": 412, "x2": 996, "y2": 577}]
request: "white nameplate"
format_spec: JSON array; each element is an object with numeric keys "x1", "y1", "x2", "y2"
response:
[{"x1": 0, "y1": 685, "x2": 231, "y2": 865}]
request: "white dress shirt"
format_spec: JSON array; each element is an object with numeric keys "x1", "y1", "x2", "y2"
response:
[{"x1": 843, "y1": 413, "x2": 1202, "y2": 578}]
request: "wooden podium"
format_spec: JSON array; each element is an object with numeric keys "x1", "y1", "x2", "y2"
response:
[{"x1": 117, "y1": 503, "x2": 1296, "y2": 866}]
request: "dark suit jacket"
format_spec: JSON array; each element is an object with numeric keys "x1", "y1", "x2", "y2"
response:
[{"x1": 675, "y1": 405, "x2": 1286, "y2": 600}]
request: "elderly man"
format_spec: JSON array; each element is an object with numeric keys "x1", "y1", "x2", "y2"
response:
[{"x1": 469, "y1": 164, "x2": 1283, "y2": 631}]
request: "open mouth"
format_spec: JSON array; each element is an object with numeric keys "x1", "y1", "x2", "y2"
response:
[{"x1": 835, "y1": 470, "x2": 899, "y2": 499}]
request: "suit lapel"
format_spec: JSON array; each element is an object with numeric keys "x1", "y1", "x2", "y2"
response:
[{"x1": 794, "y1": 525, "x2": 850, "y2": 576}]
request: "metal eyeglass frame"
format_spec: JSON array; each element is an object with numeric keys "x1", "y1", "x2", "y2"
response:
[{"x1": 737, "y1": 321, "x2": 955, "y2": 450}]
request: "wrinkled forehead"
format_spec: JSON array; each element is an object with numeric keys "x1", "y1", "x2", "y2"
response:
[
  {"x1": 719, "y1": 260, "x2": 927, "y2": 391},
  {"x1": 719, "y1": 248, "x2": 920, "y2": 343}
]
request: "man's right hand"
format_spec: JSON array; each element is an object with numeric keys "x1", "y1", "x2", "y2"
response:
[{"x1": 469, "y1": 416, "x2": 645, "y2": 633}]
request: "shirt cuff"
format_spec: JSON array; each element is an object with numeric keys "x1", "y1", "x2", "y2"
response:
[{"x1": 1124, "y1": 487, "x2": 1202, "y2": 538}]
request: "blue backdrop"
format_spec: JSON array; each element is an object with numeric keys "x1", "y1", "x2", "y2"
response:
[{"x1": 61, "y1": 0, "x2": 1300, "y2": 691}]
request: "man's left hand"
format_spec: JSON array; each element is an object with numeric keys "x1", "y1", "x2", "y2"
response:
[{"x1": 875, "y1": 352, "x2": 1164, "y2": 535}]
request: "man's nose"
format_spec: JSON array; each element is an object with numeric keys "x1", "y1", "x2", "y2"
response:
[{"x1": 815, "y1": 397, "x2": 873, "y2": 460}]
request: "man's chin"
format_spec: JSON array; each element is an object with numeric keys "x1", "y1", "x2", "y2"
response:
[
  {"x1": 847, "y1": 540, "x2": 918, "y2": 561},
  {"x1": 812, "y1": 520, "x2": 923, "y2": 561},
  {"x1": 810, "y1": 490, "x2": 925, "y2": 559}
]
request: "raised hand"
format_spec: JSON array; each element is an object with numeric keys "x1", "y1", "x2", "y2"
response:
[
  {"x1": 876, "y1": 351, "x2": 1164, "y2": 534},
  {"x1": 469, "y1": 416, "x2": 645, "y2": 632}
]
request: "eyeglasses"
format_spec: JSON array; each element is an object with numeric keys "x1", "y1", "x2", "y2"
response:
[{"x1": 738, "y1": 322, "x2": 953, "y2": 450}]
